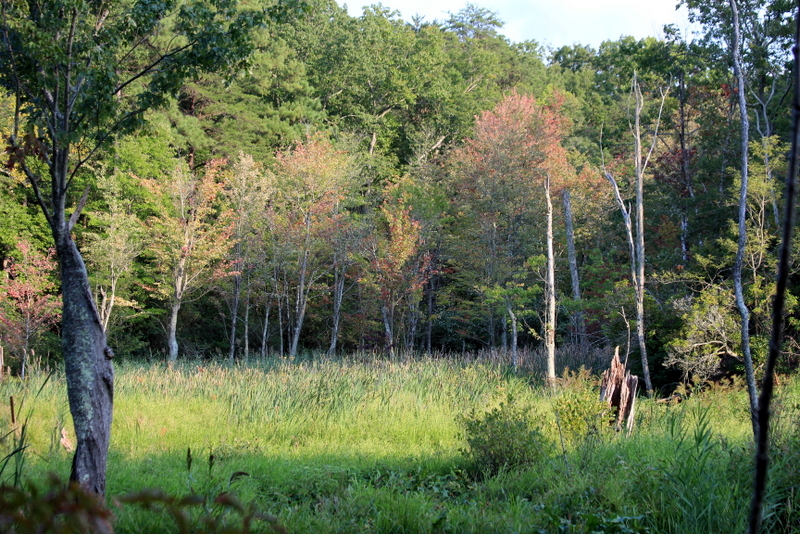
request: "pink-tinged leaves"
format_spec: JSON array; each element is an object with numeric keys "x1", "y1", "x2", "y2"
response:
[
  {"x1": 0, "y1": 239, "x2": 61, "y2": 359},
  {"x1": 144, "y1": 159, "x2": 236, "y2": 304}
]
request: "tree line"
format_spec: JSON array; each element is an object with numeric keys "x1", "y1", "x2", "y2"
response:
[{"x1": 1, "y1": 0, "x2": 797, "y2": 395}]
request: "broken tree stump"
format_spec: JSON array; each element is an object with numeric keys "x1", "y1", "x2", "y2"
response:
[{"x1": 600, "y1": 347, "x2": 639, "y2": 433}]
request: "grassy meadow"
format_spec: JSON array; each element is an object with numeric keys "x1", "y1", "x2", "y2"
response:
[{"x1": 1, "y1": 352, "x2": 799, "y2": 533}]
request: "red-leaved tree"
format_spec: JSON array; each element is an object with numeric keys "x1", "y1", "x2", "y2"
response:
[
  {"x1": 449, "y1": 91, "x2": 574, "y2": 376},
  {"x1": 367, "y1": 187, "x2": 431, "y2": 357},
  {"x1": 0, "y1": 240, "x2": 61, "y2": 377}
]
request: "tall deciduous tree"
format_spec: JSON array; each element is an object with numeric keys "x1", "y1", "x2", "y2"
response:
[
  {"x1": 271, "y1": 136, "x2": 353, "y2": 358},
  {"x1": 448, "y1": 92, "x2": 573, "y2": 379},
  {"x1": 368, "y1": 188, "x2": 430, "y2": 357},
  {"x1": 223, "y1": 152, "x2": 274, "y2": 361},
  {"x1": 0, "y1": 0, "x2": 263, "y2": 493},
  {"x1": 145, "y1": 160, "x2": 234, "y2": 363},
  {"x1": 85, "y1": 172, "x2": 143, "y2": 334}
]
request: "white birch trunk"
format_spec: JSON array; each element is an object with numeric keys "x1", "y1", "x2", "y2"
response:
[
  {"x1": 730, "y1": 0, "x2": 759, "y2": 435},
  {"x1": 545, "y1": 177, "x2": 557, "y2": 383}
]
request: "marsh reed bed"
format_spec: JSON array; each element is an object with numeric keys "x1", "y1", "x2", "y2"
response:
[{"x1": 1, "y1": 353, "x2": 799, "y2": 533}]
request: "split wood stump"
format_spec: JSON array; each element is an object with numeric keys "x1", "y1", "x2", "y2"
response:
[{"x1": 600, "y1": 347, "x2": 639, "y2": 433}]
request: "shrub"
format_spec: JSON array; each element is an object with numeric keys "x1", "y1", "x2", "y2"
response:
[
  {"x1": 552, "y1": 369, "x2": 612, "y2": 447},
  {"x1": 460, "y1": 395, "x2": 551, "y2": 476}
]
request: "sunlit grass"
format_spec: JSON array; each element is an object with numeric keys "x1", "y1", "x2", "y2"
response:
[{"x1": 1, "y1": 355, "x2": 798, "y2": 533}]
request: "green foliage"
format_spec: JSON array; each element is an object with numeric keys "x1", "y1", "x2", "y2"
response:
[
  {"x1": 664, "y1": 286, "x2": 741, "y2": 383},
  {"x1": 552, "y1": 368, "x2": 612, "y2": 446},
  {"x1": 644, "y1": 405, "x2": 750, "y2": 533},
  {"x1": 117, "y1": 486, "x2": 285, "y2": 534},
  {"x1": 460, "y1": 394, "x2": 551, "y2": 476}
]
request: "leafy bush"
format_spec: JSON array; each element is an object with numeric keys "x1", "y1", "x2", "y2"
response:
[
  {"x1": 552, "y1": 369, "x2": 612, "y2": 446},
  {"x1": 460, "y1": 395, "x2": 551, "y2": 476}
]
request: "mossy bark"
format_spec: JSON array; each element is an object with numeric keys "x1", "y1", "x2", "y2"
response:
[{"x1": 54, "y1": 226, "x2": 114, "y2": 495}]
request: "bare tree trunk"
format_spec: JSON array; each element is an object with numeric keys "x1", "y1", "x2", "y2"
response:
[
  {"x1": 168, "y1": 300, "x2": 181, "y2": 363},
  {"x1": 260, "y1": 303, "x2": 270, "y2": 359},
  {"x1": 289, "y1": 249, "x2": 308, "y2": 359},
  {"x1": 327, "y1": 264, "x2": 345, "y2": 357},
  {"x1": 382, "y1": 303, "x2": 395, "y2": 358},
  {"x1": 405, "y1": 298, "x2": 419, "y2": 353},
  {"x1": 243, "y1": 282, "x2": 250, "y2": 361},
  {"x1": 290, "y1": 215, "x2": 313, "y2": 359},
  {"x1": 507, "y1": 305, "x2": 518, "y2": 372},
  {"x1": 607, "y1": 170, "x2": 648, "y2": 393},
  {"x1": 545, "y1": 176, "x2": 557, "y2": 382},
  {"x1": 730, "y1": 0, "x2": 759, "y2": 436},
  {"x1": 632, "y1": 78, "x2": 654, "y2": 396},
  {"x1": 500, "y1": 313, "x2": 507, "y2": 353},
  {"x1": 561, "y1": 188, "x2": 586, "y2": 345},
  {"x1": 278, "y1": 293, "x2": 284, "y2": 356},
  {"x1": 425, "y1": 276, "x2": 435, "y2": 353},
  {"x1": 97, "y1": 281, "x2": 117, "y2": 334},
  {"x1": 167, "y1": 254, "x2": 188, "y2": 364},
  {"x1": 228, "y1": 272, "x2": 241, "y2": 363}
]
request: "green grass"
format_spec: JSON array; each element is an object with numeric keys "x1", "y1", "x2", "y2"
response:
[{"x1": 1, "y1": 356, "x2": 799, "y2": 533}]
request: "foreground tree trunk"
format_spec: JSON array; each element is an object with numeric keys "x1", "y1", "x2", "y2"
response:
[
  {"x1": 40, "y1": 156, "x2": 115, "y2": 491},
  {"x1": 56, "y1": 232, "x2": 114, "y2": 495},
  {"x1": 1, "y1": 0, "x2": 262, "y2": 496},
  {"x1": 748, "y1": 6, "x2": 800, "y2": 531}
]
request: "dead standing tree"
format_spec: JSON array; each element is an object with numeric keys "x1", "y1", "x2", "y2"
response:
[
  {"x1": 604, "y1": 73, "x2": 668, "y2": 397},
  {"x1": 600, "y1": 347, "x2": 639, "y2": 433}
]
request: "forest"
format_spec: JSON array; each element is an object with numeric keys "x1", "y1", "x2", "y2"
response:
[
  {"x1": 1, "y1": 0, "x2": 797, "y2": 388},
  {"x1": 1, "y1": 0, "x2": 800, "y2": 532}
]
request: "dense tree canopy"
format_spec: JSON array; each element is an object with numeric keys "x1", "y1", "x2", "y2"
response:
[{"x1": 1, "y1": 0, "x2": 798, "y2": 406}]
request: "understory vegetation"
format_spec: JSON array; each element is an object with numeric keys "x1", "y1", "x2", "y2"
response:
[{"x1": 2, "y1": 355, "x2": 799, "y2": 533}]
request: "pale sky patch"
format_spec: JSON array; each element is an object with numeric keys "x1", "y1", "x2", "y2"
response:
[{"x1": 341, "y1": 0, "x2": 699, "y2": 51}]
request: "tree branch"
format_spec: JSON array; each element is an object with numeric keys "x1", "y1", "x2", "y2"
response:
[
  {"x1": 113, "y1": 40, "x2": 197, "y2": 97},
  {"x1": 67, "y1": 184, "x2": 91, "y2": 234}
]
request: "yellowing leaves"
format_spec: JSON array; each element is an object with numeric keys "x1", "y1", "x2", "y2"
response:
[{"x1": 144, "y1": 159, "x2": 235, "y2": 304}]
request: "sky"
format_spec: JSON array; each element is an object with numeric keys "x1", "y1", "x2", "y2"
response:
[{"x1": 341, "y1": 0, "x2": 698, "y2": 51}]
